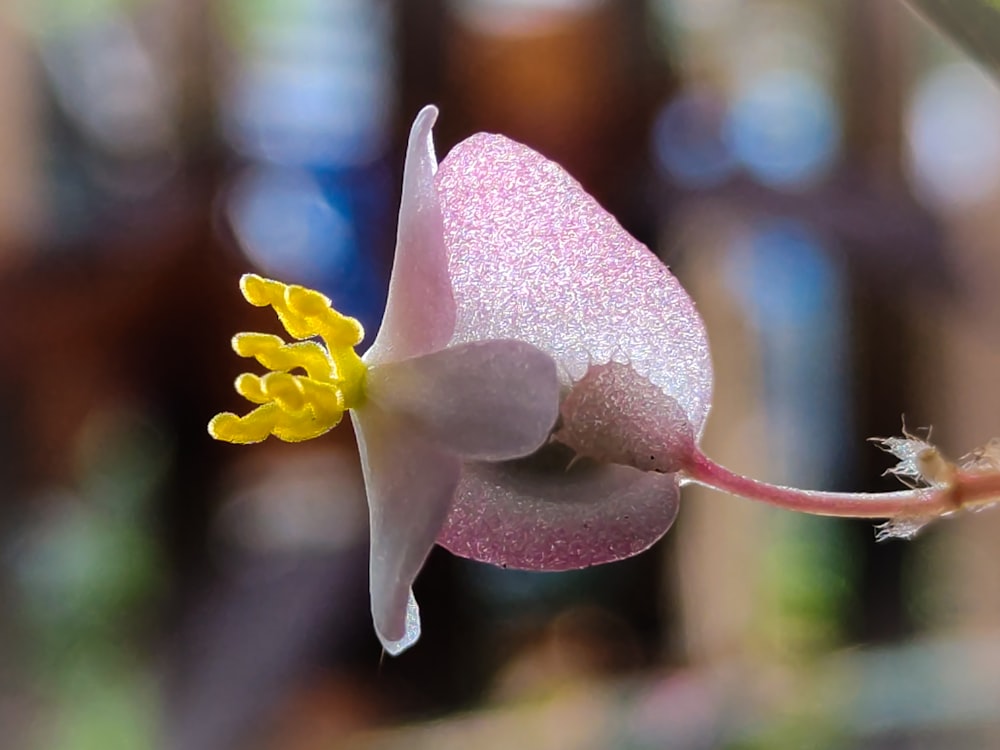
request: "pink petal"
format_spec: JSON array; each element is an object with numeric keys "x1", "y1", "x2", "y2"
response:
[
  {"x1": 365, "y1": 105, "x2": 455, "y2": 366},
  {"x1": 435, "y1": 134, "x2": 713, "y2": 434},
  {"x1": 554, "y1": 361, "x2": 695, "y2": 474},
  {"x1": 366, "y1": 340, "x2": 560, "y2": 461},
  {"x1": 437, "y1": 444, "x2": 681, "y2": 570},
  {"x1": 351, "y1": 402, "x2": 461, "y2": 654}
]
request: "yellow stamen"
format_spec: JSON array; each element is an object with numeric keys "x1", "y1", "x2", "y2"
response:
[{"x1": 208, "y1": 274, "x2": 367, "y2": 444}]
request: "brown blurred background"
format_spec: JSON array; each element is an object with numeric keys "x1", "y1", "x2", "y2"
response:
[{"x1": 1, "y1": 0, "x2": 999, "y2": 748}]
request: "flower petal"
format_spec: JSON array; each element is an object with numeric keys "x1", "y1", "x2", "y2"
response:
[
  {"x1": 436, "y1": 134, "x2": 713, "y2": 435},
  {"x1": 365, "y1": 105, "x2": 455, "y2": 366},
  {"x1": 553, "y1": 361, "x2": 695, "y2": 474},
  {"x1": 366, "y1": 340, "x2": 560, "y2": 462},
  {"x1": 437, "y1": 443, "x2": 681, "y2": 570},
  {"x1": 351, "y1": 403, "x2": 461, "y2": 654}
]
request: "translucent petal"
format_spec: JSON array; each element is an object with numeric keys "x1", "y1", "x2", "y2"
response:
[
  {"x1": 437, "y1": 443, "x2": 681, "y2": 570},
  {"x1": 436, "y1": 134, "x2": 713, "y2": 435},
  {"x1": 366, "y1": 340, "x2": 560, "y2": 462},
  {"x1": 365, "y1": 105, "x2": 455, "y2": 366},
  {"x1": 351, "y1": 404, "x2": 461, "y2": 654}
]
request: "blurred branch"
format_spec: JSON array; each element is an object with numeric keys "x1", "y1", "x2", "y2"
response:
[{"x1": 905, "y1": 0, "x2": 1000, "y2": 75}]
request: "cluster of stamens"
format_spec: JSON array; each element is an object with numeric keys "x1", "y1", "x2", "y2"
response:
[{"x1": 208, "y1": 274, "x2": 367, "y2": 444}]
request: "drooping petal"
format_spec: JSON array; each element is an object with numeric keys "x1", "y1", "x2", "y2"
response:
[
  {"x1": 436, "y1": 133, "x2": 713, "y2": 435},
  {"x1": 350, "y1": 403, "x2": 461, "y2": 654},
  {"x1": 365, "y1": 105, "x2": 455, "y2": 367},
  {"x1": 366, "y1": 340, "x2": 560, "y2": 462},
  {"x1": 437, "y1": 443, "x2": 681, "y2": 570}
]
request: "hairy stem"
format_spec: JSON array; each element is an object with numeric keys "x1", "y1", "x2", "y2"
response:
[{"x1": 682, "y1": 449, "x2": 1000, "y2": 519}]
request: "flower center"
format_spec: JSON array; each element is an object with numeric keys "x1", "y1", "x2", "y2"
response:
[{"x1": 208, "y1": 274, "x2": 367, "y2": 444}]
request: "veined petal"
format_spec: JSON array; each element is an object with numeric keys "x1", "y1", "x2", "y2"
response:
[
  {"x1": 437, "y1": 443, "x2": 681, "y2": 570},
  {"x1": 366, "y1": 340, "x2": 560, "y2": 462},
  {"x1": 351, "y1": 403, "x2": 461, "y2": 654},
  {"x1": 366, "y1": 105, "x2": 455, "y2": 367},
  {"x1": 436, "y1": 133, "x2": 713, "y2": 436}
]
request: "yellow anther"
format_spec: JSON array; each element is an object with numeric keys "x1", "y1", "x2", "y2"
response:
[
  {"x1": 261, "y1": 372, "x2": 307, "y2": 411},
  {"x1": 239, "y1": 274, "x2": 364, "y2": 347},
  {"x1": 286, "y1": 285, "x2": 334, "y2": 318},
  {"x1": 209, "y1": 409, "x2": 278, "y2": 444},
  {"x1": 234, "y1": 373, "x2": 269, "y2": 405},
  {"x1": 232, "y1": 334, "x2": 335, "y2": 382},
  {"x1": 209, "y1": 274, "x2": 368, "y2": 445},
  {"x1": 239, "y1": 274, "x2": 281, "y2": 307},
  {"x1": 232, "y1": 332, "x2": 284, "y2": 358}
]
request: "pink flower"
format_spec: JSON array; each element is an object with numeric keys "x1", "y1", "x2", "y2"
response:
[
  {"x1": 212, "y1": 105, "x2": 714, "y2": 654},
  {"x1": 429, "y1": 111, "x2": 714, "y2": 571},
  {"x1": 353, "y1": 108, "x2": 564, "y2": 653},
  {"x1": 211, "y1": 109, "x2": 562, "y2": 654}
]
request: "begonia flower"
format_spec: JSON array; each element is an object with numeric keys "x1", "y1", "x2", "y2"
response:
[
  {"x1": 432, "y1": 127, "x2": 714, "y2": 571},
  {"x1": 210, "y1": 107, "x2": 561, "y2": 654},
  {"x1": 212, "y1": 105, "x2": 1000, "y2": 654},
  {"x1": 429, "y1": 117, "x2": 1000, "y2": 552}
]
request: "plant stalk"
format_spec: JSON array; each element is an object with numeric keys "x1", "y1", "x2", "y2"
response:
[{"x1": 682, "y1": 449, "x2": 1000, "y2": 519}]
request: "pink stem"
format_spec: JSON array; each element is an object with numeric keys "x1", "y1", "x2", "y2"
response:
[{"x1": 682, "y1": 449, "x2": 1000, "y2": 519}]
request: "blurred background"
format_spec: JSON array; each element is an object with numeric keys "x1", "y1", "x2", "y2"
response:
[{"x1": 1, "y1": 0, "x2": 999, "y2": 747}]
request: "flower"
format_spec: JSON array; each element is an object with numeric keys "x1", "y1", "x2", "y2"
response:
[
  {"x1": 209, "y1": 104, "x2": 1000, "y2": 652},
  {"x1": 432, "y1": 119, "x2": 714, "y2": 572},
  {"x1": 210, "y1": 107, "x2": 561, "y2": 654}
]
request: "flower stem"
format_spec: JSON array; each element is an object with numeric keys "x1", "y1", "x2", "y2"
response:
[{"x1": 682, "y1": 449, "x2": 1000, "y2": 519}]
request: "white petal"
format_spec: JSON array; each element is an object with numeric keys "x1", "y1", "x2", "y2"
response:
[
  {"x1": 365, "y1": 105, "x2": 455, "y2": 366},
  {"x1": 366, "y1": 340, "x2": 560, "y2": 462},
  {"x1": 351, "y1": 403, "x2": 461, "y2": 654}
]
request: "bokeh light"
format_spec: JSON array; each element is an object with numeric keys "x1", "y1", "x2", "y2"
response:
[
  {"x1": 906, "y1": 61, "x2": 1000, "y2": 211},
  {"x1": 227, "y1": 167, "x2": 356, "y2": 282},
  {"x1": 221, "y1": 0, "x2": 394, "y2": 167},
  {"x1": 725, "y1": 69, "x2": 841, "y2": 188},
  {"x1": 653, "y1": 89, "x2": 734, "y2": 188}
]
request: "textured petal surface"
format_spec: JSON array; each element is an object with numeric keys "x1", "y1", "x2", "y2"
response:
[
  {"x1": 366, "y1": 340, "x2": 560, "y2": 462},
  {"x1": 437, "y1": 443, "x2": 681, "y2": 570},
  {"x1": 436, "y1": 134, "x2": 713, "y2": 434},
  {"x1": 365, "y1": 105, "x2": 455, "y2": 366},
  {"x1": 553, "y1": 361, "x2": 695, "y2": 474},
  {"x1": 351, "y1": 404, "x2": 461, "y2": 654}
]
